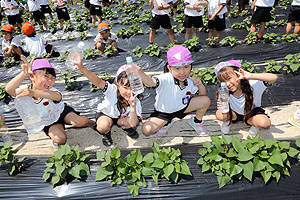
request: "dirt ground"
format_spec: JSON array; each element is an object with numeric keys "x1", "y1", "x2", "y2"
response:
[{"x1": 1, "y1": 100, "x2": 299, "y2": 157}]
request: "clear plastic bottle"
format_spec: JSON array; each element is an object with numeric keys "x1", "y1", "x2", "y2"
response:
[
  {"x1": 125, "y1": 57, "x2": 144, "y2": 95},
  {"x1": 65, "y1": 41, "x2": 85, "y2": 70},
  {"x1": 14, "y1": 93, "x2": 44, "y2": 134},
  {"x1": 218, "y1": 82, "x2": 229, "y2": 113}
]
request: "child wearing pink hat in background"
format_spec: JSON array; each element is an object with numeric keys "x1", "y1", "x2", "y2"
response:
[
  {"x1": 136, "y1": 45, "x2": 211, "y2": 136},
  {"x1": 5, "y1": 57, "x2": 93, "y2": 147},
  {"x1": 214, "y1": 60, "x2": 277, "y2": 135}
]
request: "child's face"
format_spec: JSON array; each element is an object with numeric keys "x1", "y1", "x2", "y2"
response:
[
  {"x1": 31, "y1": 70, "x2": 56, "y2": 90},
  {"x1": 117, "y1": 79, "x2": 132, "y2": 100},
  {"x1": 168, "y1": 64, "x2": 192, "y2": 82},
  {"x1": 100, "y1": 30, "x2": 110, "y2": 40},
  {"x1": 219, "y1": 69, "x2": 241, "y2": 93},
  {"x1": 2, "y1": 31, "x2": 13, "y2": 41}
]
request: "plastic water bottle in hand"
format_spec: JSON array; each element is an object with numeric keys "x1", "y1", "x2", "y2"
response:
[
  {"x1": 218, "y1": 82, "x2": 229, "y2": 113},
  {"x1": 125, "y1": 57, "x2": 144, "y2": 95},
  {"x1": 65, "y1": 41, "x2": 85, "y2": 70},
  {"x1": 14, "y1": 89, "x2": 44, "y2": 134}
]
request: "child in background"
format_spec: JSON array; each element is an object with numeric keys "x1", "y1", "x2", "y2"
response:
[
  {"x1": 236, "y1": 0, "x2": 249, "y2": 17},
  {"x1": 75, "y1": 57, "x2": 142, "y2": 146},
  {"x1": 289, "y1": 108, "x2": 300, "y2": 128},
  {"x1": 250, "y1": 0, "x2": 275, "y2": 40},
  {"x1": 285, "y1": 0, "x2": 300, "y2": 35},
  {"x1": 1, "y1": 0, "x2": 23, "y2": 29},
  {"x1": 94, "y1": 22, "x2": 118, "y2": 55},
  {"x1": 40, "y1": 0, "x2": 54, "y2": 20},
  {"x1": 27, "y1": 0, "x2": 48, "y2": 31},
  {"x1": 214, "y1": 60, "x2": 277, "y2": 135},
  {"x1": 52, "y1": 0, "x2": 71, "y2": 30},
  {"x1": 136, "y1": 45, "x2": 210, "y2": 136},
  {"x1": 22, "y1": 22, "x2": 59, "y2": 57},
  {"x1": 89, "y1": 0, "x2": 102, "y2": 26},
  {"x1": 172, "y1": 0, "x2": 178, "y2": 18},
  {"x1": 184, "y1": 0, "x2": 205, "y2": 41},
  {"x1": 194, "y1": 0, "x2": 227, "y2": 44},
  {"x1": 149, "y1": 0, "x2": 175, "y2": 44},
  {"x1": 5, "y1": 57, "x2": 93, "y2": 147},
  {"x1": 1, "y1": 24, "x2": 24, "y2": 60}
]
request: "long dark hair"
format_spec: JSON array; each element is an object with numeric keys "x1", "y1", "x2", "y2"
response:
[
  {"x1": 32, "y1": 68, "x2": 56, "y2": 77},
  {"x1": 164, "y1": 63, "x2": 193, "y2": 73},
  {"x1": 216, "y1": 66, "x2": 253, "y2": 124},
  {"x1": 116, "y1": 71, "x2": 143, "y2": 117}
]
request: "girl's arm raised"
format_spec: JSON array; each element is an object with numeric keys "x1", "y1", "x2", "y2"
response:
[
  {"x1": 236, "y1": 70, "x2": 278, "y2": 84},
  {"x1": 74, "y1": 58, "x2": 106, "y2": 90},
  {"x1": 5, "y1": 56, "x2": 34, "y2": 97},
  {"x1": 16, "y1": 88, "x2": 62, "y2": 101},
  {"x1": 132, "y1": 63, "x2": 157, "y2": 87}
]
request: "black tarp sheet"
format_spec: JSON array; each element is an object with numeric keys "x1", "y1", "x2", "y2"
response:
[{"x1": 0, "y1": 144, "x2": 300, "y2": 199}]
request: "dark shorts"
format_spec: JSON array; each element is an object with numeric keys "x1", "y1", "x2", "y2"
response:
[
  {"x1": 184, "y1": 15, "x2": 203, "y2": 28},
  {"x1": 208, "y1": 14, "x2": 226, "y2": 31},
  {"x1": 90, "y1": 4, "x2": 102, "y2": 16},
  {"x1": 288, "y1": 6, "x2": 300, "y2": 23},
  {"x1": 85, "y1": 0, "x2": 91, "y2": 9},
  {"x1": 95, "y1": 112, "x2": 119, "y2": 126},
  {"x1": 43, "y1": 104, "x2": 79, "y2": 136},
  {"x1": 251, "y1": 6, "x2": 272, "y2": 24},
  {"x1": 40, "y1": 5, "x2": 52, "y2": 14},
  {"x1": 7, "y1": 14, "x2": 23, "y2": 25},
  {"x1": 238, "y1": 0, "x2": 249, "y2": 6},
  {"x1": 56, "y1": 7, "x2": 70, "y2": 20},
  {"x1": 32, "y1": 10, "x2": 45, "y2": 21},
  {"x1": 232, "y1": 107, "x2": 269, "y2": 125},
  {"x1": 150, "y1": 14, "x2": 172, "y2": 29}
]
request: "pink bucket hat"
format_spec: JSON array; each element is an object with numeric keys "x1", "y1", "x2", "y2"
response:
[
  {"x1": 32, "y1": 59, "x2": 57, "y2": 72},
  {"x1": 167, "y1": 45, "x2": 193, "y2": 67},
  {"x1": 115, "y1": 64, "x2": 127, "y2": 83},
  {"x1": 214, "y1": 60, "x2": 241, "y2": 75}
]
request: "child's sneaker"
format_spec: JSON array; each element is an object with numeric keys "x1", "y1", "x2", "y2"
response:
[
  {"x1": 249, "y1": 126, "x2": 259, "y2": 135},
  {"x1": 52, "y1": 140, "x2": 59, "y2": 148},
  {"x1": 188, "y1": 117, "x2": 206, "y2": 136},
  {"x1": 288, "y1": 116, "x2": 300, "y2": 128},
  {"x1": 102, "y1": 131, "x2": 113, "y2": 146},
  {"x1": 156, "y1": 120, "x2": 175, "y2": 136},
  {"x1": 123, "y1": 127, "x2": 139, "y2": 139},
  {"x1": 221, "y1": 121, "x2": 231, "y2": 134}
]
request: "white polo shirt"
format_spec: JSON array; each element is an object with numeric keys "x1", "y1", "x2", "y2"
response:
[
  {"x1": 56, "y1": 0, "x2": 67, "y2": 8},
  {"x1": 94, "y1": 32, "x2": 118, "y2": 46},
  {"x1": 2, "y1": 37, "x2": 20, "y2": 50},
  {"x1": 154, "y1": 72, "x2": 198, "y2": 113},
  {"x1": 229, "y1": 80, "x2": 268, "y2": 115},
  {"x1": 27, "y1": 0, "x2": 40, "y2": 11},
  {"x1": 207, "y1": 0, "x2": 227, "y2": 17},
  {"x1": 152, "y1": 0, "x2": 173, "y2": 16},
  {"x1": 40, "y1": 0, "x2": 49, "y2": 5},
  {"x1": 1, "y1": 0, "x2": 20, "y2": 15},
  {"x1": 23, "y1": 34, "x2": 47, "y2": 56},
  {"x1": 254, "y1": 0, "x2": 275, "y2": 7},
  {"x1": 97, "y1": 82, "x2": 142, "y2": 119},
  {"x1": 292, "y1": 0, "x2": 300, "y2": 5},
  {"x1": 90, "y1": 0, "x2": 102, "y2": 6},
  {"x1": 184, "y1": 0, "x2": 204, "y2": 16}
]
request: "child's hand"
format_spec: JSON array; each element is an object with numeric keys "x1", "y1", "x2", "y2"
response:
[
  {"x1": 235, "y1": 69, "x2": 252, "y2": 81},
  {"x1": 73, "y1": 54, "x2": 84, "y2": 70},
  {"x1": 209, "y1": 14, "x2": 217, "y2": 20},
  {"x1": 130, "y1": 62, "x2": 142, "y2": 72},
  {"x1": 20, "y1": 55, "x2": 35, "y2": 76},
  {"x1": 128, "y1": 90, "x2": 138, "y2": 107},
  {"x1": 16, "y1": 88, "x2": 34, "y2": 98},
  {"x1": 189, "y1": 71, "x2": 203, "y2": 86}
]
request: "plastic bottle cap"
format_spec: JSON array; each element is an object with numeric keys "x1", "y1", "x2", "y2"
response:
[
  {"x1": 221, "y1": 82, "x2": 226, "y2": 87},
  {"x1": 126, "y1": 57, "x2": 133, "y2": 63},
  {"x1": 77, "y1": 41, "x2": 85, "y2": 48}
]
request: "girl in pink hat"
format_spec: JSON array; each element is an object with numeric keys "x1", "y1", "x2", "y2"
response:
[
  {"x1": 214, "y1": 60, "x2": 277, "y2": 135},
  {"x1": 5, "y1": 57, "x2": 93, "y2": 147},
  {"x1": 134, "y1": 45, "x2": 210, "y2": 136},
  {"x1": 74, "y1": 57, "x2": 143, "y2": 146}
]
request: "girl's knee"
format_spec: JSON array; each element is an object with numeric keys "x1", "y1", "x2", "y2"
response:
[
  {"x1": 203, "y1": 96, "x2": 211, "y2": 107},
  {"x1": 252, "y1": 116, "x2": 271, "y2": 129},
  {"x1": 51, "y1": 134, "x2": 66, "y2": 145},
  {"x1": 96, "y1": 119, "x2": 112, "y2": 133},
  {"x1": 142, "y1": 123, "x2": 154, "y2": 136}
]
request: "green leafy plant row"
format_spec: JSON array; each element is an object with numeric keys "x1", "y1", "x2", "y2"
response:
[
  {"x1": 0, "y1": 142, "x2": 25, "y2": 175},
  {"x1": 95, "y1": 142, "x2": 192, "y2": 196},
  {"x1": 197, "y1": 135, "x2": 300, "y2": 188}
]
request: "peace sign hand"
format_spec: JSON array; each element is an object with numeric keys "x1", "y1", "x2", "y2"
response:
[
  {"x1": 20, "y1": 55, "x2": 35, "y2": 77},
  {"x1": 128, "y1": 90, "x2": 138, "y2": 107},
  {"x1": 189, "y1": 71, "x2": 203, "y2": 86},
  {"x1": 235, "y1": 69, "x2": 252, "y2": 81}
]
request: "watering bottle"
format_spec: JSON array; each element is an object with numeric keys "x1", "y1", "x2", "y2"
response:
[
  {"x1": 65, "y1": 41, "x2": 85, "y2": 70},
  {"x1": 14, "y1": 89, "x2": 44, "y2": 134},
  {"x1": 125, "y1": 57, "x2": 144, "y2": 95},
  {"x1": 218, "y1": 82, "x2": 229, "y2": 113}
]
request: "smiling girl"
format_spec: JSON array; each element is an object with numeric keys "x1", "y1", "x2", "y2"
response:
[
  {"x1": 214, "y1": 60, "x2": 277, "y2": 135},
  {"x1": 5, "y1": 57, "x2": 93, "y2": 147},
  {"x1": 136, "y1": 45, "x2": 210, "y2": 136}
]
